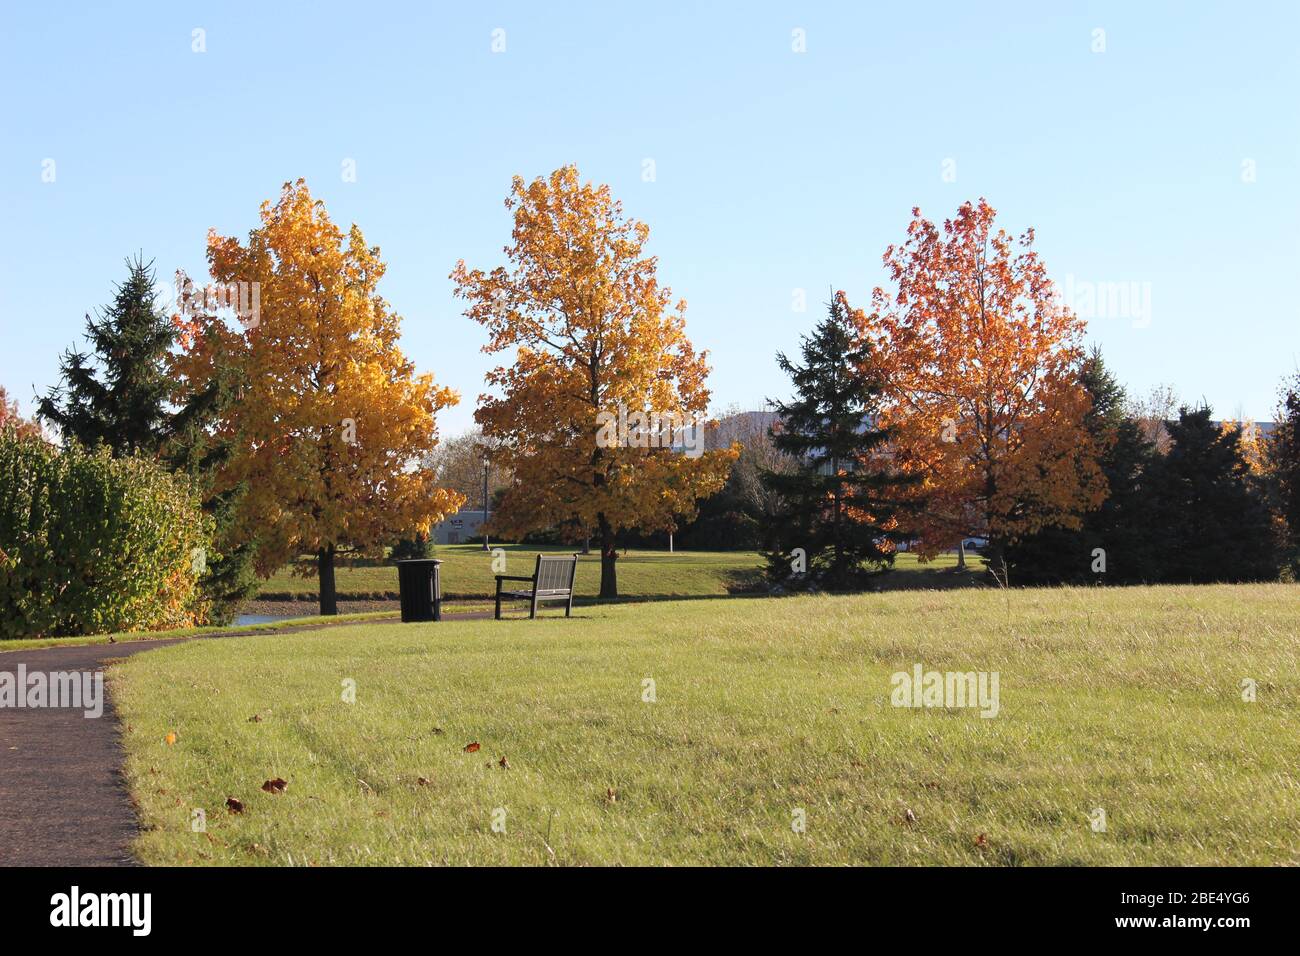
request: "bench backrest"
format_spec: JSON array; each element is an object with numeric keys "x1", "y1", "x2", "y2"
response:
[{"x1": 534, "y1": 553, "x2": 579, "y2": 592}]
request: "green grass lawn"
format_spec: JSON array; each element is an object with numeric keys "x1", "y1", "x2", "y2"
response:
[
  {"x1": 113, "y1": 582, "x2": 1299, "y2": 866},
  {"x1": 256, "y1": 544, "x2": 976, "y2": 601}
]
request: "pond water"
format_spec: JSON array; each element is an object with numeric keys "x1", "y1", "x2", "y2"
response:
[{"x1": 233, "y1": 614, "x2": 288, "y2": 626}]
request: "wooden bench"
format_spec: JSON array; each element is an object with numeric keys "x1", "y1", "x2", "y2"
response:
[{"x1": 494, "y1": 553, "x2": 579, "y2": 619}]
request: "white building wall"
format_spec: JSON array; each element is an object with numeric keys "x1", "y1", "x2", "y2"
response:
[{"x1": 433, "y1": 509, "x2": 488, "y2": 545}]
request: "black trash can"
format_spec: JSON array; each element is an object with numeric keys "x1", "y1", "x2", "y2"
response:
[{"x1": 396, "y1": 559, "x2": 442, "y2": 622}]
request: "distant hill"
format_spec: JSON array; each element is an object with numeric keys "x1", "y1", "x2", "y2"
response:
[{"x1": 706, "y1": 409, "x2": 778, "y2": 450}]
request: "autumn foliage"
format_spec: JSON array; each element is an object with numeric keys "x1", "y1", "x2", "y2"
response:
[
  {"x1": 0, "y1": 386, "x2": 40, "y2": 440},
  {"x1": 171, "y1": 181, "x2": 463, "y2": 613},
  {"x1": 453, "y1": 166, "x2": 735, "y2": 597},
  {"x1": 862, "y1": 200, "x2": 1107, "y2": 568}
]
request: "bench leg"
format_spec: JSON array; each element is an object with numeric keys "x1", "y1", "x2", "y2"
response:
[
  {"x1": 494, "y1": 581, "x2": 502, "y2": 620},
  {"x1": 566, "y1": 591, "x2": 574, "y2": 617},
  {"x1": 530, "y1": 591, "x2": 538, "y2": 619}
]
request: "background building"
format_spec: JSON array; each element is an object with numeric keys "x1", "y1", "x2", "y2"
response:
[{"x1": 433, "y1": 508, "x2": 488, "y2": 545}]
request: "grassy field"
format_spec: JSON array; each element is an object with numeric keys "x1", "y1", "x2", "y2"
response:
[
  {"x1": 256, "y1": 544, "x2": 976, "y2": 601},
  {"x1": 114, "y1": 582, "x2": 1299, "y2": 866}
]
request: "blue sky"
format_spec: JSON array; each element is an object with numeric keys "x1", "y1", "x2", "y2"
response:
[{"x1": 2, "y1": 1, "x2": 1297, "y2": 434}]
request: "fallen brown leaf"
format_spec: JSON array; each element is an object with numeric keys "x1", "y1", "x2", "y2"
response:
[
  {"x1": 261, "y1": 778, "x2": 287, "y2": 794},
  {"x1": 226, "y1": 797, "x2": 244, "y2": 814},
  {"x1": 498, "y1": 756, "x2": 510, "y2": 769},
  {"x1": 463, "y1": 742, "x2": 480, "y2": 753}
]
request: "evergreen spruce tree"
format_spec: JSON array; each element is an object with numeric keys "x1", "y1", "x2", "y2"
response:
[
  {"x1": 38, "y1": 257, "x2": 259, "y2": 622},
  {"x1": 762, "y1": 292, "x2": 917, "y2": 591},
  {"x1": 1006, "y1": 349, "x2": 1157, "y2": 584},
  {"x1": 1265, "y1": 374, "x2": 1300, "y2": 574},
  {"x1": 38, "y1": 255, "x2": 176, "y2": 454},
  {"x1": 1146, "y1": 407, "x2": 1278, "y2": 583}
]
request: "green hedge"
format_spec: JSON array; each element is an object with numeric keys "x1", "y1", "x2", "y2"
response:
[{"x1": 0, "y1": 429, "x2": 213, "y2": 639}]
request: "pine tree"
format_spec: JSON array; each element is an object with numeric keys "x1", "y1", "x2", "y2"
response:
[
  {"x1": 1005, "y1": 349, "x2": 1156, "y2": 584},
  {"x1": 1146, "y1": 407, "x2": 1278, "y2": 582},
  {"x1": 1264, "y1": 374, "x2": 1300, "y2": 574},
  {"x1": 38, "y1": 256, "x2": 176, "y2": 454},
  {"x1": 762, "y1": 292, "x2": 917, "y2": 591},
  {"x1": 38, "y1": 256, "x2": 258, "y2": 622}
]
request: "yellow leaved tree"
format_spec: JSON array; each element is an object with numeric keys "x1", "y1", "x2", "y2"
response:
[
  {"x1": 171, "y1": 180, "x2": 463, "y2": 614},
  {"x1": 452, "y1": 166, "x2": 736, "y2": 597}
]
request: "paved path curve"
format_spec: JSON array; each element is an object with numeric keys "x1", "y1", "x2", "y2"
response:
[
  {"x1": 0, "y1": 613, "x2": 493, "y2": 866},
  {"x1": 0, "y1": 638, "x2": 188, "y2": 866}
]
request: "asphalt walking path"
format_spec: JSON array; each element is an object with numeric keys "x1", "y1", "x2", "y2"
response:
[{"x1": 0, "y1": 611, "x2": 493, "y2": 866}]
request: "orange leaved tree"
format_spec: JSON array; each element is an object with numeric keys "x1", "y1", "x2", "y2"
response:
[
  {"x1": 171, "y1": 180, "x2": 463, "y2": 614},
  {"x1": 0, "y1": 386, "x2": 42, "y2": 439},
  {"x1": 863, "y1": 199, "x2": 1107, "y2": 576},
  {"x1": 452, "y1": 166, "x2": 736, "y2": 598}
]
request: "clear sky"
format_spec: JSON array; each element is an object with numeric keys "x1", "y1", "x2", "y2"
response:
[{"x1": 2, "y1": 1, "x2": 1297, "y2": 434}]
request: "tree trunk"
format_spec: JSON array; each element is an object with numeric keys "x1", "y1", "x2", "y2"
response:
[
  {"x1": 318, "y1": 544, "x2": 338, "y2": 616},
  {"x1": 955, "y1": 539, "x2": 967, "y2": 570},
  {"x1": 598, "y1": 512, "x2": 618, "y2": 599}
]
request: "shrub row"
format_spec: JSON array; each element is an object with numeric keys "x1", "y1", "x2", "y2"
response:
[{"x1": 0, "y1": 430, "x2": 213, "y2": 639}]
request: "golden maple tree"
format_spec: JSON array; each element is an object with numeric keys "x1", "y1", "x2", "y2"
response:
[
  {"x1": 861, "y1": 199, "x2": 1107, "y2": 574},
  {"x1": 171, "y1": 180, "x2": 463, "y2": 613},
  {"x1": 1222, "y1": 418, "x2": 1264, "y2": 474},
  {"x1": 452, "y1": 166, "x2": 736, "y2": 597}
]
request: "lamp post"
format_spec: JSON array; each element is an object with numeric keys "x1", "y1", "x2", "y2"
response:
[{"x1": 481, "y1": 454, "x2": 490, "y2": 551}]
